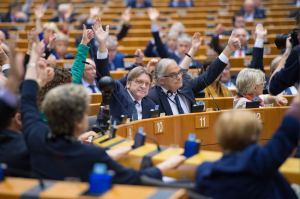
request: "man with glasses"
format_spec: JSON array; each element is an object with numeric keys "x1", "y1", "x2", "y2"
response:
[
  {"x1": 148, "y1": 34, "x2": 242, "y2": 115},
  {"x1": 81, "y1": 58, "x2": 101, "y2": 93},
  {"x1": 92, "y1": 20, "x2": 156, "y2": 122}
]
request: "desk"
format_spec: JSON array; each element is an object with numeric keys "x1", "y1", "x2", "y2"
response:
[
  {"x1": 0, "y1": 177, "x2": 188, "y2": 199},
  {"x1": 115, "y1": 107, "x2": 289, "y2": 149}
]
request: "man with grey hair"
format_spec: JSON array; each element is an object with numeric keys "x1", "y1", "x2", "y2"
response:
[
  {"x1": 148, "y1": 8, "x2": 201, "y2": 67},
  {"x1": 148, "y1": 33, "x2": 241, "y2": 115}
]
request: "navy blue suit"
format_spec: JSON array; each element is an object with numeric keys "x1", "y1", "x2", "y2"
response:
[
  {"x1": 148, "y1": 57, "x2": 227, "y2": 115},
  {"x1": 127, "y1": 0, "x2": 152, "y2": 8},
  {"x1": 0, "y1": 129, "x2": 30, "y2": 177},
  {"x1": 269, "y1": 45, "x2": 300, "y2": 95},
  {"x1": 20, "y1": 80, "x2": 162, "y2": 183},
  {"x1": 95, "y1": 57, "x2": 156, "y2": 122},
  {"x1": 152, "y1": 31, "x2": 202, "y2": 67},
  {"x1": 195, "y1": 114, "x2": 300, "y2": 199},
  {"x1": 239, "y1": 7, "x2": 266, "y2": 19}
]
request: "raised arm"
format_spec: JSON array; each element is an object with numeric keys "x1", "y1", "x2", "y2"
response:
[
  {"x1": 117, "y1": 8, "x2": 131, "y2": 41},
  {"x1": 92, "y1": 19, "x2": 111, "y2": 80},
  {"x1": 269, "y1": 38, "x2": 297, "y2": 95},
  {"x1": 148, "y1": 8, "x2": 170, "y2": 59},
  {"x1": 180, "y1": 32, "x2": 203, "y2": 70},
  {"x1": 248, "y1": 24, "x2": 266, "y2": 71},
  {"x1": 190, "y1": 32, "x2": 241, "y2": 93},
  {"x1": 71, "y1": 25, "x2": 94, "y2": 84}
]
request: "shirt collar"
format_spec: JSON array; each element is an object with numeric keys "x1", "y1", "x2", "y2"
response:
[
  {"x1": 81, "y1": 79, "x2": 97, "y2": 87},
  {"x1": 127, "y1": 89, "x2": 142, "y2": 105}
]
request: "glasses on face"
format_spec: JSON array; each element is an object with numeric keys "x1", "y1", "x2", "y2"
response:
[
  {"x1": 163, "y1": 69, "x2": 184, "y2": 79},
  {"x1": 134, "y1": 79, "x2": 151, "y2": 87}
]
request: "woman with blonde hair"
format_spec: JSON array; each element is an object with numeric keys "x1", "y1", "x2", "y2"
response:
[{"x1": 234, "y1": 68, "x2": 287, "y2": 108}]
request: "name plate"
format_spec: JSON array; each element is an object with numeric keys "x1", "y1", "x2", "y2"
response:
[
  {"x1": 154, "y1": 120, "x2": 164, "y2": 134},
  {"x1": 195, "y1": 115, "x2": 209, "y2": 129}
]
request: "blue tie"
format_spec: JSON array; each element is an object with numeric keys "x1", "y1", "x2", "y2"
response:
[
  {"x1": 88, "y1": 85, "x2": 97, "y2": 93},
  {"x1": 174, "y1": 94, "x2": 184, "y2": 114},
  {"x1": 131, "y1": 101, "x2": 138, "y2": 121}
]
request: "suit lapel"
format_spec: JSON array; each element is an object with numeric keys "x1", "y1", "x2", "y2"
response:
[{"x1": 157, "y1": 87, "x2": 173, "y2": 115}]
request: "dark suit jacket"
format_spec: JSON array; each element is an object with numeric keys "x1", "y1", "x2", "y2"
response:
[
  {"x1": 127, "y1": 1, "x2": 152, "y2": 8},
  {"x1": 239, "y1": 7, "x2": 266, "y2": 19},
  {"x1": 152, "y1": 31, "x2": 202, "y2": 67},
  {"x1": 0, "y1": 129, "x2": 30, "y2": 177},
  {"x1": 95, "y1": 57, "x2": 156, "y2": 122},
  {"x1": 20, "y1": 80, "x2": 162, "y2": 183},
  {"x1": 269, "y1": 45, "x2": 300, "y2": 95},
  {"x1": 195, "y1": 115, "x2": 300, "y2": 199},
  {"x1": 148, "y1": 57, "x2": 227, "y2": 115}
]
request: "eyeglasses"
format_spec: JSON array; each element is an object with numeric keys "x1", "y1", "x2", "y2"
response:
[
  {"x1": 163, "y1": 70, "x2": 184, "y2": 79},
  {"x1": 134, "y1": 79, "x2": 151, "y2": 87}
]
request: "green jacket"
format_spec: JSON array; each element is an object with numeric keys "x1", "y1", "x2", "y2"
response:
[{"x1": 71, "y1": 44, "x2": 89, "y2": 84}]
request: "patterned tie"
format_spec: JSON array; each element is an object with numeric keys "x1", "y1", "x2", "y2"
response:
[
  {"x1": 174, "y1": 94, "x2": 184, "y2": 114},
  {"x1": 88, "y1": 85, "x2": 97, "y2": 93}
]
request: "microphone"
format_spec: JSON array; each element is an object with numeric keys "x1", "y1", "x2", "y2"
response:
[{"x1": 202, "y1": 77, "x2": 221, "y2": 111}]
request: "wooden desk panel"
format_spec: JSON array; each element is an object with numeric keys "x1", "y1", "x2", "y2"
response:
[{"x1": 0, "y1": 177, "x2": 187, "y2": 199}]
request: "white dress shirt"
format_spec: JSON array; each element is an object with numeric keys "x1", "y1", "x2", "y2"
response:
[
  {"x1": 161, "y1": 87, "x2": 190, "y2": 115},
  {"x1": 127, "y1": 89, "x2": 143, "y2": 120}
]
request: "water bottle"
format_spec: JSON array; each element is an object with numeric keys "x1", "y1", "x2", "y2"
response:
[
  {"x1": 183, "y1": 133, "x2": 200, "y2": 158},
  {"x1": 88, "y1": 163, "x2": 112, "y2": 195}
]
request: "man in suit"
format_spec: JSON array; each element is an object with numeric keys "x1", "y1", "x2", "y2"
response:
[
  {"x1": 21, "y1": 41, "x2": 185, "y2": 182},
  {"x1": 147, "y1": 33, "x2": 241, "y2": 115},
  {"x1": 195, "y1": 90, "x2": 300, "y2": 198},
  {"x1": 148, "y1": 8, "x2": 202, "y2": 67},
  {"x1": 127, "y1": 0, "x2": 152, "y2": 8},
  {"x1": 81, "y1": 58, "x2": 101, "y2": 94},
  {"x1": 239, "y1": 0, "x2": 266, "y2": 22},
  {"x1": 92, "y1": 19, "x2": 157, "y2": 122}
]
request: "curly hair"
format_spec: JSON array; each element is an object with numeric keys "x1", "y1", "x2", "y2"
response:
[
  {"x1": 41, "y1": 84, "x2": 89, "y2": 136},
  {"x1": 37, "y1": 67, "x2": 72, "y2": 108}
]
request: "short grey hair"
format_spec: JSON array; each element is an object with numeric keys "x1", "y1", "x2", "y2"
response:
[
  {"x1": 154, "y1": 58, "x2": 177, "y2": 84},
  {"x1": 41, "y1": 84, "x2": 90, "y2": 136},
  {"x1": 177, "y1": 34, "x2": 191, "y2": 45},
  {"x1": 236, "y1": 68, "x2": 265, "y2": 95}
]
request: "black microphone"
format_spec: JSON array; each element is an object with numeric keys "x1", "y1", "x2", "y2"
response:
[{"x1": 202, "y1": 77, "x2": 221, "y2": 111}]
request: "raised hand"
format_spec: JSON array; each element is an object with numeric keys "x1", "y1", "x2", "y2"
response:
[
  {"x1": 47, "y1": 32, "x2": 57, "y2": 50},
  {"x1": 92, "y1": 19, "x2": 109, "y2": 43},
  {"x1": 34, "y1": 5, "x2": 45, "y2": 20},
  {"x1": 0, "y1": 45, "x2": 9, "y2": 66},
  {"x1": 191, "y1": 32, "x2": 203, "y2": 51},
  {"x1": 121, "y1": 8, "x2": 131, "y2": 24},
  {"x1": 134, "y1": 49, "x2": 144, "y2": 65},
  {"x1": 227, "y1": 30, "x2": 241, "y2": 51},
  {"x1": 254, "y1": 23, "x2": 267, "y2": 40},
  {"x1": 36, "y1": 58, "x2": 54, "y2": 87},
  {"x1": 81, "y1": 24, "x2": 94, "y2": 45},
  {"x1": 90, "y1": 6, "x2": 101, "y2": 19},
  {"x1": 146, "y1": 58, "x2": 159, "y2": 74},
  {"x1": 27, "y1": 28, "x2": 39, "y2": 53},
  {"x1": 147, "y1": 8, "x2": 159, "y2": 21}
]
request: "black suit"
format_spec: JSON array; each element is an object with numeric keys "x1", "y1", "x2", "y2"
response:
[
  {"x1": 269, "y1": 45, "x2": 300, "y2": 95},
  {"x1": 148, "y1": 58, "x2": 227, "y2": 115}
]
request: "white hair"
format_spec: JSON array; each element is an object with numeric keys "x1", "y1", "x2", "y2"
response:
[{"x1": 236, "y1": 68, "x2": 265, "y2": 95}]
